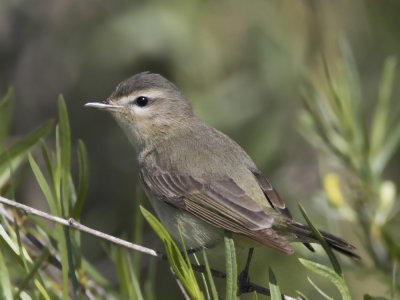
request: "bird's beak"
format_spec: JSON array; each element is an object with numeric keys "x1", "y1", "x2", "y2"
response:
[{"x1": 84, "y1": 100, "x2": 122, "y2": 110}]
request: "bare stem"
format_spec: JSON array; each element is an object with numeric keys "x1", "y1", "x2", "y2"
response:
[{"x1": 0, "y1": 196, "x2": 299, "y2": 300}]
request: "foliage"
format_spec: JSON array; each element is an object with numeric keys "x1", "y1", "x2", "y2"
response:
[
  {"x1": 297, "y1": 202, "x2": 351, "y2": 299},
  {"x1": 0, "y1": 43, "x2": 399, "y2": 299},
  {"x1": 299, "y1": 259, "x2": 350, "y2": 300},
  {"x1": 268, "y1": 268, "x2": 282, "y2": 300},
  {"x1": 300, "y1": 42, "x2": 399, "y2": 299},
  {"x1": 0, "y1": 92, "x2": 116, "y2": 299},
  {"x1": 141, "y1": 206, "x2": 204, "y2": 300},
  {"x1": 0, "y1": 88, "x2": 346, "y2": 299},
  {"x1": 224, "y1": 231, "x2": 237, "y2": 300}
]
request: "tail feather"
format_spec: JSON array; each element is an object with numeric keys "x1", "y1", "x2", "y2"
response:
[{"x1": 289, "y1": 222, "x2": 360, "y2": 260}]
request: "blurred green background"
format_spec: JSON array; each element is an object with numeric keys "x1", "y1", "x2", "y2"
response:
[{"x1": 1, "y1": 0, "x2": 400, "y2": 298}]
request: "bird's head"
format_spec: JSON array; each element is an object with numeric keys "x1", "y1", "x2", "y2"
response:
[{"x1": 85, "y1": 72, "x2": 194, "y2": 148}]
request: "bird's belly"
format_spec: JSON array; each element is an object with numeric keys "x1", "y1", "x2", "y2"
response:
[{"x1": 147, "y1": 196, "x2": 223, "y2": 249}]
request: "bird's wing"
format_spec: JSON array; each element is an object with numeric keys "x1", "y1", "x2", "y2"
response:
[
  {"x1": 251, "y1": 169, "x2": 316, "y2": 252},
  {"x1": 251, "y1": 170, "x2": 293, "y2": 218},
  {"x1": 140, "y1": 160, "x2": 293, "y2": 254}
]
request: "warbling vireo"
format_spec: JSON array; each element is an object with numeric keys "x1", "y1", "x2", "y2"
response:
[{"x1": 85, "y1": 72, "x2": 358, "y2": 263}]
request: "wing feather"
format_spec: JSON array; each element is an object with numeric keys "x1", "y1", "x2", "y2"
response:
[
  {"x1": 252, "y1": 169, "x2": 315, "y2": 252},
  {"x1": 140, "y1": 160, "x2": 293, "y2": 254},
  {"x1": 252, "y1": 170, "x2": 293, "y2": 218}
]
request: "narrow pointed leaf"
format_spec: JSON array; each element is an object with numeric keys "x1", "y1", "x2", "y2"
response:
[
  {"x1": 299, "y1": 258, "x2": 351, "y2": 300},
  {"x1": 268, "y1": 267, "x2": 281, "y2": 300},
  {"x1": 0, "y1": 249, "x2": 13, "y2": 300},
  {"x1": 370, "y1": 56, "x2": 397, "y2": 157},
  {"x1": 224, "y1": 230, "x2": 237, "y2": 300},
  {"x1": 14, "y1": 248, "x2": 50, "y2": 298},
  {"x1": 28, "y1": 154, "x2": 58, "y2": 215},
  {"x1": 0, "y1": 120, "x2": 53, "y2": 169},
  {"x1": 373, "y1": 120, "x2": 400, "y2": 173},
  {"x1": 140, "y1": 206, "x2": 203, "y2": 300},
  {"x1": 40, "y1": 141, "x2": 56, "y2": 195},
  {"x1": 58, "y1": 95, "x2": 71, "y2": 217},
  {"x1": 298, "y1": 202, "x2": 342, "y2": 275},
  {"x1": 307, "y1": 277, "x2": 333, "y2": 299},
  {"x1": 0, "y1": 224, "x2": 31, "y2": 266},
  {"x1": 72, "y1": 140, "x2": 89, "y2": 219},
  {"x1": 296, "y1": 290, "x2": 310, "y2": 300},
  {"x1": 0, "y1": 87, "x2": 14, "y2": 150},
  {"x1": 202, "y1": 250, "x2": 218, "y2": 300},
  {"x1": 61, "y1": 184, "x2": 79, "y2": 299}
]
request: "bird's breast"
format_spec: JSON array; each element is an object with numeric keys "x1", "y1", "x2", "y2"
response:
[{"x1": 144, "y1": 192, "x2": 224, "y2": 249}]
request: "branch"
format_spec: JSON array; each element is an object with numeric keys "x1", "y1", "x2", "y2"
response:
[
  {"x1": 0, "y1": 196, "x2": 299, "y2": 300},
  {"x1": 0, "y1": 196, "x2": 159, "y2": 257}
]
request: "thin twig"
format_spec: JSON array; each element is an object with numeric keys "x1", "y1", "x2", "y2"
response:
[
  {"x1": 0, "y1": 196, "x2": 159, "y2": 257},
  {"x1": 170, "y1": 267, "x2": 191, "y2": 300},
  {"x1": 0, "y1": 196, "x2": 299, "y2": 299}
]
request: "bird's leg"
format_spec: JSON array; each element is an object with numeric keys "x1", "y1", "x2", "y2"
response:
[
  {"x1": 157, "y1": 247, "x2": 204, "y2": 259},
  {"x1": 155, "y1": 247, "x2": 201, "y2": 259},
  {"x1": 181, "y1": 247, "x2": 203, "y2": 256},
  {"x1": 237, "y1": 247, "x2": 254, "y2": 296}
]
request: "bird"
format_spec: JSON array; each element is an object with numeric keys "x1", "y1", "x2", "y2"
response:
[{"x1": 85, "y1": 72, "x2": 358, "y2": 292}]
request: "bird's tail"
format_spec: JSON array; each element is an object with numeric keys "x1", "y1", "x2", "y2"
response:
[{"x1": 287, "y1": 222, "x2": 360, "y2": 260}]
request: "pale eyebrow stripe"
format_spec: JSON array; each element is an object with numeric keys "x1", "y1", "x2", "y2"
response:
[{"x1": 117, "y1": 90, "x2": 165, "y2": 105}]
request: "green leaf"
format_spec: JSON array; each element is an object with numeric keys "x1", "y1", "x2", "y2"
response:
[
  {"x1": 296, "y1": 290, "x2": 311, "y2": 300},
  {"x1": 57, "y1": 96, "x2": 75, "y2": 300},
  {"x1": 132, "y1": 186, "x2": 144, "y2": 272},
  {"x1": 72, "y1": 140, "x2": 89, "y2": 219},
  {"x1": 126, "y1": 252, "x2": 144, "y2": 300},
  {"x1": 113, "y1": 247, "x2": 143, "y2": 300},
  {"x1": 58, "y1": 95, "x2": 71, "y2": 217},
  {"x1": 299, "y1": 258, "x2": 351, "y2": 300},
  {"x1": 0, "y1": 120, "x2": 53, "y2": 170},
  {"x1": 339, "y1": 39, "x2": 362, "y2": 113},
  {"x1": 193, "y1": 253, "x2": 210, "y2": 300},
  {"x1": 35, "y1": 281, "x2": 51, "y2": 300},
  {"x1": 202, "y1": 250, "x2": 218, "y2": 300},
  {"x1": 339, "y1": 38, "x2": 367, "y2": 156},
  {"x1": 14, "y1": 215, "x2": 29, "y2": 272},
  {"x1": 14, "y1": 248, "x2": 50, "y2": 298},
  {"x1": 143, "y1": 259, "x2": 157, "y2": 300},
  {"x1": 40, "y1": 141, "x2": 56, "y2": 196},
  {"x1": 380, "y1": 228, "x2": 400, "y2": 262},
  {"x1": 298, "y1": 202, "x2": 342, "y2": 275},
  {"x1": 0, "y1": 224, "x2": 31, "y2": 266},
  {"x1": 0, "y1": 86, "x2": 14, "y2": 149},
  {"x1": 370, "y1": 56, "x2": 397, "y2": 158},
  {"x1": 55, "y1": 222, "x2": 70, "y2": 300},
  {"x1": 140, "y1": 206, "x2": 203, "y2": 300},
  {"x1": 61, "y1": 184, "x2": 80, "y2": 300},
  {"x1": 28, "y1": 154, "x2": 58, "y2": 216},
  {"x1": 268, "y1": 267, "x2": 281, "y2": 300},
  {"x1": 307, "y1": 277, "x2": 333, "y2": 299},
  {"x1": 373, "y1": 120, "x2": 400, "y2": 173},
  {"x1": 0, "y1": 154, "x2": 25, "y2": 191},
  {"x1": 224, "y1": 230, "x2": 237, "y2": 300},
  {"x1": 0, "y1": 249, "x2": 13, "y2": 300}
]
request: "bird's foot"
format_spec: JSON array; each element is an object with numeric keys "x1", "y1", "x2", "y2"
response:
[
  {"x1": 237, "y1": 247, "x2": 255, "y2": 296},
  {"x1": 158, "y1": 247, "x2": 203, "y2": 259},
  {"x1": 180, "y1": 247, "x2": 202, "y2": 257},
  {"x1": 237, "y1": 267, "x2": 251, "y2": 296}
]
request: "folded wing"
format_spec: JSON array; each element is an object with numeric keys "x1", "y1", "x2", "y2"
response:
[{"x1": 140, "y1": 160, "x2": 293, "y2": 254}]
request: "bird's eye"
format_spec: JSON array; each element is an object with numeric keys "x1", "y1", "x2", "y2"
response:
[{"x1": 136, "y1": 96, "x2": 148, "y2": 107}]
